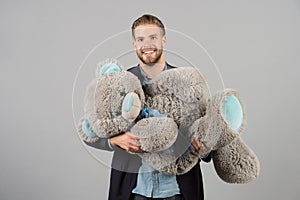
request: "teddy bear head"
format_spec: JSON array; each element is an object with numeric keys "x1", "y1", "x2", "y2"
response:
[
  {"x1": 78, "y1": 59, "x2": 145, "y2": 142},
  {"x1": 145, "y1": 67, "x2": 209, "y2": 131}
]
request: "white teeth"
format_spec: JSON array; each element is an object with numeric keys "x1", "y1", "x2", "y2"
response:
[{"x1": 144, "y1": 50, "x2": 154, "y2": 54}]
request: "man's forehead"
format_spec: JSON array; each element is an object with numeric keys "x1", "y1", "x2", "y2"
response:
[{"x1": 134, "y1": 25, "x2": 163, "y2": 37}]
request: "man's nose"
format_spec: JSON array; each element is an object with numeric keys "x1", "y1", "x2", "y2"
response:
[{"x1": 142, "y1": 38, "x2": 153, "y2": 47}]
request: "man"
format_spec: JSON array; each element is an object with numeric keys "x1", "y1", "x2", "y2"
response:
[{"x1": 85, "y1": 14, "x2": 211, "y2": 200}]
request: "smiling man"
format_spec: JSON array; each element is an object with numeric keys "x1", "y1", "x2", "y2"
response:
[
  {"x1": 131, "y1": 21, "x2": 167, "y2": 81},
  {"x1": 134, "y1": 24, "x2": 165, "y2": 66},
  {"x1": 85, "y1": 14, "x2": 211, "y2": 200}
]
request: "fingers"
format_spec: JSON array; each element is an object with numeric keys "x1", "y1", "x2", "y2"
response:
[
  {"x1": 126, "y1": 132, "x2": 140, "y2": 140},
  {"x1": 191, "y1": 135, "x2": 201, "y2": 150},
  {"x1": 127, "y1": 140, "x2": 141, "y2": 152},
  {"x1": 191, "y1": 138, "x2": 211, "y2": 157},
  {"x1": 191, "y1": 143, "x2": 201, "y2": 156},
  {"x1": 191, "y1": 135, "x2": 201, "y2": 156},
  {"x1": 201, "y1": 141, "x2": 211, "y2": 153},
  {"x1": 110, "y1": 132, "x2": 141, "y2": 153},
  {"x1": 190, "y1": 135, "x2": 211, "y2": 157}
]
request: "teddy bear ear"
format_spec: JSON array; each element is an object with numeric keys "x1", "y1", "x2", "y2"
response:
[{"x1": 95, "y1": 58, "x2": 125, "y2": 77}]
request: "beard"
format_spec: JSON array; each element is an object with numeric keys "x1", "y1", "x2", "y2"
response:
[{"x1": 136, "y1": 47, "x2": 163, "y2": 66}]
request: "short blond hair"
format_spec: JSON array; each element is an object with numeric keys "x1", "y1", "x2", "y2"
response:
[{"x1": 131, "y1": 14, "x2": 165, "y2": 37}]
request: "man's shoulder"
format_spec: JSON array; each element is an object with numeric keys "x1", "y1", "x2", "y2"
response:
[
  {"x1": 127, "y1": 65, "x2": 139, "y2": 73},
  {"x1": 126, "y1": 65, "x2": 143, "y2": 82},
  {"x1": 166, "y1": 63, "x2": 176, "y2": 69}
]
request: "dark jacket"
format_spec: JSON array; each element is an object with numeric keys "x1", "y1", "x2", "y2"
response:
[{"x1": 85, "y1": 63, "x2": 211, "y2": 200}]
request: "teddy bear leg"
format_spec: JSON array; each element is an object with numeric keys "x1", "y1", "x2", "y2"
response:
[
  {"x1": 212, "y1": 137, "x2": 260, "y2": 184},
  {"x1": 130, "y1": 117, "x2": 178, "y2": 153},
  {"x1": 206, "y1": 89, "x2": 246, "y2": 149}
]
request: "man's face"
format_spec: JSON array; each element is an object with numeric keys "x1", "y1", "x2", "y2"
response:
[{"x1": 133, "y1": 24, "x2": 166, "y2": 65}]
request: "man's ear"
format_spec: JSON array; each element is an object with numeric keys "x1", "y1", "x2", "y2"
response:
[
  {"x1": 133, "y1": 40, "x2": 137, "y2": 50},
  {"x1": 162, "y1": 35, "x2": 166, "y2": 48},
  {"x1": 132, "y1": 37, "x2": 138, "y2": 50}
]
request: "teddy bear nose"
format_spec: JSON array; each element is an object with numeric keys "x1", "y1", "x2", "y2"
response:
[
  {"x1": 99, "y1": 63, "x2": 121, "y2": 76},
  {"x1": 122, "y1": 92, "x2": 142, "y2": 122}
]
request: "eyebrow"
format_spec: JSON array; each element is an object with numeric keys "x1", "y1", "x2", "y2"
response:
[
  {"x1": 135, "y1": 33, "x2": 158, "y2": 39},
  {"x1": 149, "y1": 34, "x2": 158, "y2": 37}
]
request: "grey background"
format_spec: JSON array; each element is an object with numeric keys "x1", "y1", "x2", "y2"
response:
[{"x1": 1, "y1": 0, "x2": 299, "y2": 199}]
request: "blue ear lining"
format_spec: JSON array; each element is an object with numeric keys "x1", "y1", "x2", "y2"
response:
[
  {"x1": 82, "y1": 118, "x2": 98, "y2": 138},
  {"x1": 222, "y1": 95, "x2": 243, "y2": 131},
  {"x1": 99, "y1": 63, "x2": 121, "y2": 76}
]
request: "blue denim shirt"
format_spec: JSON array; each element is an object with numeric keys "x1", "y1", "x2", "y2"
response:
[
  {"x1": 132, "y1": 160, "x2": 181, "y2": 198},
  {"x1": 132, "y1": 64, "x2": 181, "y2": 198}
]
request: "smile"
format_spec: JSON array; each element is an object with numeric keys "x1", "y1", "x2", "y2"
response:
[
  {"x1": 144, "y1": 50, "x2": 154, "y2": 54},
  {"x1": 142, "y1": 49, "x2": 156, "y2": 54}
]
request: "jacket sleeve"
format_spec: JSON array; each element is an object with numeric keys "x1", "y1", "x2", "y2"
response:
[
  {"x1": 201, "y1": 151, "x2": 213, "y2": 163},
  {"x1": 84, "y1": 138, "x2": 114, "y2": 151}
]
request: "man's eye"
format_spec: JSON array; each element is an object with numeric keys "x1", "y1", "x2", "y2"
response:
[
  {"x1": 137, "y1": 38, "x2": 143, "y2": 42},
  {"x1": 151, "y1": 36, "x2": 157, "y2": 40}
]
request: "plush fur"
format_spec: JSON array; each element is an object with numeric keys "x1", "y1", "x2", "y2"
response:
[
  {"x1": 89, "y1": 70, "x2": 144, "y2": 137},
  {"x1": 77, "y1": 78, "x2": 100, "y2": 143},
  {"x1": 131, "y1": 117, "x2": 178, "y2": 152},
  {"x1": 145, "y1": 67, "x2": 208, "y2": 129},
  {"x1": 188, "y1": 89, "x2": 260, "y2": 182},
  {"x1": 78, "y1": 59, "x2": 179, "y2": 152},
  {"x1": 77, "y1": 59, "x2": 260, "y2": 184},
  {"x1": 213, "y1": 137, "x2": 260, "y2": 183},
  {"x1": 79, "y1": 59, "x2": 145, "y2": 139}
]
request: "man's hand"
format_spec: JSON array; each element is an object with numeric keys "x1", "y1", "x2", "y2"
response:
[
  {"x1": 190, "y1": 134, "x2": 211, "y2": 157},
  {"x1": 110, "y1": 132, "x2": 141, "y2": 153}
]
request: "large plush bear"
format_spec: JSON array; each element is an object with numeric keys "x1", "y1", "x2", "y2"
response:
[
  {"x1": 77, "y1": 59, "x2": 260, "y2": 184},
  {"x1": 78, "y1": 59, "x2": 178, "y2": 152}
]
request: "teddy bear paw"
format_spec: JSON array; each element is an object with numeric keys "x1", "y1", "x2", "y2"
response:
[{"x1": 131, "y1": 117, "x2": 178, "y2": 152}]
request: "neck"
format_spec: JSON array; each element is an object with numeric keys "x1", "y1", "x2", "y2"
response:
[{"x1": 140, "y1": 54, "x2": 166, "y2": 78}]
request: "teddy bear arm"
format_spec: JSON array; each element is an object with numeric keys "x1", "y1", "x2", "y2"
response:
[
  {"x1": 77, "y1": 117, "x2": 100, "y2": 143},
  {"x1": 77, "y1": 115, "x2": 129, "y2": 142},
  {"x1": 88, "y1": 114, "x2": 133, "y2": 138},
  {"x1": 130, "y1": 117, "x2": 178, "y2": 153}
]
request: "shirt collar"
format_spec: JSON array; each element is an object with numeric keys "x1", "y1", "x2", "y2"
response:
[{"x1": 138, "y1": 63, "x2": 167, "y2": 85}]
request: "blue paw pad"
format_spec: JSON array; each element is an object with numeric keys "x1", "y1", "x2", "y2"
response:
[
  {"x1": 222, "y1": 95, "x2": 243, "y2": 131},
  {"x1": 82, "y1": 118, "x2": 98, "y2": 138}
]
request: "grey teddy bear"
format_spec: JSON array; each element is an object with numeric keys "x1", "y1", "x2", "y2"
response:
[
  {"x1": 78, "y1": 59, "x2": 178, "y2": 152},
  {"x1": 77, "y1": 59, "x2": 260, "y2": 184}
]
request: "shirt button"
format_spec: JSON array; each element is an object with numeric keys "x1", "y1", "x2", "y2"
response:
[{"x1": 152, "y1": 172, "x2": 156, "y2": 176}]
